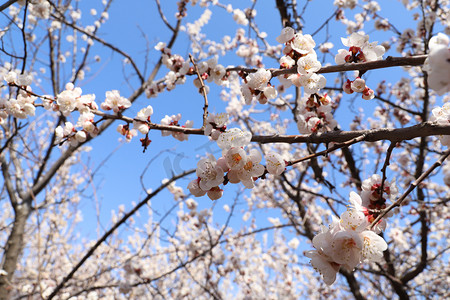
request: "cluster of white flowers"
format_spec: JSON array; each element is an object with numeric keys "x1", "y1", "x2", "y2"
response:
[
  {"x1": 100, "y1": 90, "x2": 131, "y2": 113},
  {"x1": 333, "y1": 0, "x2": 358, "y2": 9},
  {"x1": 204, "y1": 112, "x2": 229, "y2": 140},
  {"x1": 4, "y1": 71, "x2": 32, "y2": 86},
  {"x1": 146, "y1": 42, "x2": 190, "y2": 97},
  {"x1": 132, "y1": 105, "x2": 154, "y2": 135},
  {"x1": 186, "y1": 8, "x2": 211, "y2": 36},
  {"x1": 305, "y1": 190, "x2": 390, "y2": 285},
  {"x1": 28, "y1": 0, "x2": 52, "y2": 20},
  {"x1": 335, "y1": 32, "x2": 385, "y2": 64},
  {"x1": 54, "y1": 83, "x2": 98, "y2": 116},
  {"x1": 343, "y1": 77, "x2": 375, "y2": 100},
  {"x1": 241, "y1": 68, "x2": 277, "y2": 105},
  {"x1": 360, "y1": 174, "x2": 398, "y2": 232},
  {"x1": 232, "y1": 9, "x2": 248, "y2": 26},
  {"x1": 423, "y1": 33, "x2": 450, "y2": 96},
  {"x1": 296, "y1": 93, "x2": 338, "y2": 134},
  {"x1": 235, "y1": 28, "x2": 266, "y2": 66},
  {"x1": 3, "y1": 74, "x2": 142, "y2": 147},
  {"x1": 55, "y1": 121, "x2": 87, "y2": 146},
  {"x1": 430, "y1": 102, "x2": 450, "y2": 147},
  {"x1": 1, "y1": 73, "x2": 35, "y2": 120},
  {"x1": 148, "y1": 43, "x2": 228, "y2": 97},
  {"x1": 276, "y1": 27, "x2": 327, "y2": 95},
  {"x1": 160, "y1": 113, "x2": 193, "y2": 141},
  {"x1": 335, "y1": 32, "x2": 385, "y2": 100},
  {"x1": 189, "y1": 126, "x2": 286, "y2": 200},
  {"x1": 53, "y1": 89, "x2": 102, "y2": 146}
]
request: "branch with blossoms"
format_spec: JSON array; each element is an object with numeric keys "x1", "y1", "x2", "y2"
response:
[
  {"x1": 227, "y1": 54, "x2": 428, "y2": 77},
  {"x1": 8, "y1": 78, "x2": 450, "y2": 152}
]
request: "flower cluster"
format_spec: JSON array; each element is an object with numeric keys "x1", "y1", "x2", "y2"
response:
[
  {"x1": 204, "y1": 113, "x2": 229, "y2": 140},
  {"x1": 276, "y1": 27, "x2": 327, "y2": 95},
  {"x1": 2, "y1": 77, "x2": 104, "y2": 145},
  {"x1": 296, "y1": 93, "x2": 338, "y2": 134},
  {"x1": 343, "y1": 77, "x2": 375, "y2": 100},
  {"x1": 335, "y1": 32, "x2": 385, "y2": 64},
  {"x1": 305, "y1": 191, "x2": 389, "y2": 285},
  {"x1": 132, "y1": 105, "x2": 154, "y2": 135},
  {"x1": 100, "y1": 90, "x2": 131, "y2": 113},
  {"x1": 360, "y1": 174, "x2": 398, "y2": 233},
  {"x1": 54, "y1": 83, "x2": 98, "y2": 116},
  {"x1": 335, "y1": 32, "x2": 385, "y2": 100},
  {"x1": 189, "y1": 126, "x2": 286, "y2": 200},
  {"x1": 423, "y1": 33, "x2": 450, "y2": 96},
  {"x1": 241, "y1": 68, "x2": 277, "y2": 105},
  {"x1": 430, "y1": 102, "x2": 450, "y2": 147},
  {"x1": 55, "y1": 121, "x2": 88, "y2": 146},
  {"x1": 0, "y1": 88, "x2": 35, "y2": 121},
  {"x1": 146, "y1": 42, "x2": 190, "y2": 97},
  {"x1": 1, "y1": 72, "x2": 35, "y2": 120},
  {"x1": 160, "y1": 113, "x2": 193, "y2": 141},
  {"x1": 148, "y1": 43, "x2": 228, "y2": 98}
]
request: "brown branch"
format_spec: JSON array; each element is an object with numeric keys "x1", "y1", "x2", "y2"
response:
[
  {"x1": 0, "y1": 0, "x2": 18, "y2": 12},
  {"x1": 226, "y1": 55, "x2": 428, "y2": 77},
  {"x1": 287, "y1": 135, "x2": 365, "y2": 169},
  {"x1": 155, "y1": 0, "x2": 175, "y2": 32},
  {"x1": 275, "y1": 0, "x2": 291, "y2": 28},
  {"x1": 252, "y1": 122, "x2": 450, "y2": 144},
  {"x1": 341, "y1": 147, "x2": 362, "y2": 190},
  {"x1": 378, "y1": 142, "x2": 396, "y2": 201}
]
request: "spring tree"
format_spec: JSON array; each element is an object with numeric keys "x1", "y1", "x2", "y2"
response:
[{"x1": 0, "y1": 0, "x2": 449, "y2": 299}]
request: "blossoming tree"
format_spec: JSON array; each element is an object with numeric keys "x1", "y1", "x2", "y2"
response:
[{"x1": 0, "y1": 0, "x2": 449, "y2": 299}]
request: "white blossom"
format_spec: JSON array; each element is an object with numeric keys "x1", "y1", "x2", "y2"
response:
[{"x1": 265, "y1": 152, "x2": 285, "y2": 175}]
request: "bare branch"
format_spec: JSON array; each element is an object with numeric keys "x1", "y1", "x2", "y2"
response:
[
  {"x1": 0, "y1": 0, "x2": 18, "y2": 12},
  {"x1": 155, "y1": 0, "x2": 175, "y2": 32}
]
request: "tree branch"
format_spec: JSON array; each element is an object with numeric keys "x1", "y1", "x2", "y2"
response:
[
  {"x1": 0, "y1": 0, "x2": 18, "y2": 12},
  {"x1": 227, "y1": 55, "x2": 428, "y2": 76}
]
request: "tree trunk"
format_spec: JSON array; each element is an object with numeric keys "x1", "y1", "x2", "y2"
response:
[{"x1": 0, "y1": 205, "x2": 31, "y2": 300}]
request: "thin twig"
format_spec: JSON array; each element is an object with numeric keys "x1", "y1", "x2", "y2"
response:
[
  {"x1": 189, "y1": 54, "x2": 209, "y2": 128},
  {"x1": 155, "y1": 0, "x2": 175, "y2": 32},
  {"x1": 287, "y1": 134, "x2": 366, "y2": 166},
  {"x1": 378, "y1": 142, "x2": 396, "y2": 202}
]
